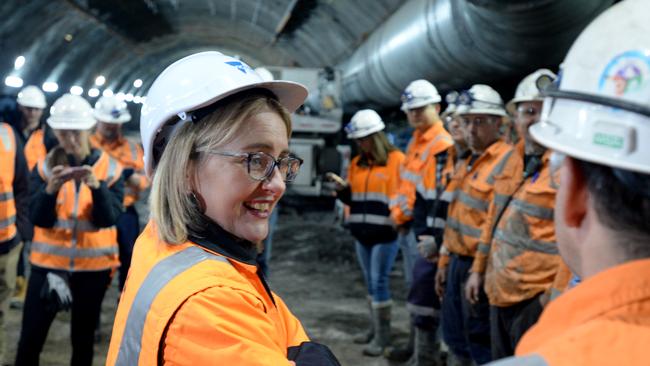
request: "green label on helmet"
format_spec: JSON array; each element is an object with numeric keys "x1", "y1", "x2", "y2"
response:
[{"x1": 593, "y1": 132, "x2": 624, "y2": 149}]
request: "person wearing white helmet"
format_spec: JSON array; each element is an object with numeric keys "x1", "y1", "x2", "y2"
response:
[
  {"x1": 90, "y1": 95, "x2": 148, "y2": 291},
  {"x1": 462, "y1": 70, "x2": 571, "y2": 359},
  {"x1": 15, "y1": 85, "x2": 46, "y2": 142},
  {"x1": 488, "y1": 1, "x2": 650, "y2": 364},
  {"x1": 15, "y1": 93, "x2": 124, "y2": 366},
  {"x1": 437, "y1": 84, "x2": 512, "y2": 365},
  {"x1": 106, "y1": 51, "x2": 340, "y2": 365},
  {"x1": 326, "y1": 109, "x2": 405, "y2": 357},
  {"x1": 386, "y1": 79, "x2": 454, "y2": 363}
]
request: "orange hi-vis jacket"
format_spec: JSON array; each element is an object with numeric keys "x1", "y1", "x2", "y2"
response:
[
  {"x1": 341, "y1": 150, "x2": 405, "y2": 245},
  {"x1": 0, "y1": 123, "x2": 17, "y2": 242},
  {"x1": 471, "y1": 143, "x2": 569, "y2": 307},
  {"x1": 106, "y1": 222, "x2": 309, "y2": 366},
  {"x1": 441, "y1": 140, "x2": 513, "y2": 262},
  {"x1": 31, "y1": 152, "x2": 122, "y2": 271},
  {"x1": 391, "y1": 122, "x2": 453, "y2": 226},
  {"x1": 90, "y1": 134, "x2": 148, "y2": 207},
  {"x1": 24, "y1": 127, "x2": 47, "y2": 171},
  {"x1": 507, "y1": 259, "x2": 650, "y2": 366}
]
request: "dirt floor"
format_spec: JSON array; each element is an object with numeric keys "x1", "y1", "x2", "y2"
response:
[{"x1": 5, "y1": 208, "x2": 412, "y2": 365}]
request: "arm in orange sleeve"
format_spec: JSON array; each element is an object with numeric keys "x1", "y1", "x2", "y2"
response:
[
  {"x1": 546, "y1": 259, "x2": 572, "y2": 302},
  {"x1": 471, "y1": 193, "x2": 497, "y2": 274},
  {"x1": 388, "y1": 153, "x2": 406, "y2": 223},
  {"x1": 162, "y1": 286, "x2": 308, "y2": 365}
]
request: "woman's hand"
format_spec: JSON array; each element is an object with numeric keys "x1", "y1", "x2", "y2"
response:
[
  {"x1": 81, "y1": 165, "x2": 100, "y2": 189},
  {"x1": 325, "y1": 172, "x2": 347, "y2": 191}
]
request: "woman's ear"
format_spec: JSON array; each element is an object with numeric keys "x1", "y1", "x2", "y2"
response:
[{"x1": 561, "y1": 157, "x2": 588, "y2": 228}]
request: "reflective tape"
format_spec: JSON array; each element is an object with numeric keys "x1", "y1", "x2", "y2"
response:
[
  {"x1": 446, "y1": 218, "x2": 482, "y2": 238},
  {"x1": 494, "y1": 229, "x2": 558, "y2": 255},
  {"x1": 31, "y1": 241, "x2": 118, "y2": 258},
  {"x1": 510, "y1": 199, "x2": 554, "y2": 221},
  {"x1": 0, "y1": 215, "x2": 16, "y2": 229},
  {"x1": 406, "y1": 303, "x2": 439, "y2": 317},
  {"x1": 426, "y1": 216, "x2": 446, "y2": 229},
  {"x1": 457, "y1": 191, "x2": 489, "y2": 212},
  {"x1": 348, "y1": 214, "x2": 393, "y2": 226},
  {"x1": 0, "y1": 125, "x2": 12, "y2": 151},
  {"x1": 0, "y1": 192, "x2": 14, "y2": 202},
  {"x1": 351, "y1": 192, "x2": 391, "y2": 205}
]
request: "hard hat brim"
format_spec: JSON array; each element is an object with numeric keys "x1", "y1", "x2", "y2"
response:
[{"x1": 46, "y1": 117, "x2": 97, "y2": 131}]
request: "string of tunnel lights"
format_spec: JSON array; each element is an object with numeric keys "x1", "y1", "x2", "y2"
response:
[{"x1": 4, "y1": 55, "x2": 146, "y2": 104}]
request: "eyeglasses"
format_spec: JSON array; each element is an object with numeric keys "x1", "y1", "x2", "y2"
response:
[
  {"x1": 516, "y1": 106, "x2": 541, "y2": 118},
  {"x1": 200, "y1": 150, "x2": 303, "y2": 182},
  {"x1": 549, "y1": 151, "x2": 565, "y2": 188},
  {"x1": 460, "y1": 116, "x2": 498, "y2": 127}
]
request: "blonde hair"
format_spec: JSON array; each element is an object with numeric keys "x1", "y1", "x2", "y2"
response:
[
  {"x1": 150, "y1": 89, "x2": 291, "y2": 244},
  {"x1": 357, "y1": 131, "x2": 397, "y2": 167}
]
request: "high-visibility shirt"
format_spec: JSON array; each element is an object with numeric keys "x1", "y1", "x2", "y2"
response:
[
  {"x1": 31, "y1": 151, "x2": 122, "y2": 271},
  {"x1": 107, "y1": 222, "x2": 309, "y2": 366},
  {"x1": 471, "y1": 143, "x2": 569, "y2": 306},
  {"x1": 441, "y1": 140, "x2": 513, "y2": 259},
  {"x1": 0, "y1": 123, "x2": 17, "y2": 243},
  {"x1": 502, "y1": 259, "x2": 650, "y2": 366},
  {"x1": 24, "y1": 127, "x2": 47, "y2": 171},
  {"x1": 337, "y1": 150, "x2": 405, "y2": 245},
  {"x1": 391, "y1": 122, "x2": 453, "y2": 226},
  {"x1": 90, "y1": 134, "x2": 148, "y2": 207}
]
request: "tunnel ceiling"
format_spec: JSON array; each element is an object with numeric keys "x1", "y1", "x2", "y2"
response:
[{"x1": 0, "y1": 0, "x2": 402, "y2": 97}]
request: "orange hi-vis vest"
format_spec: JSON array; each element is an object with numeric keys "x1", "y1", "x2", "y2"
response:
[
  {"x1": 392, "y1": 122, "x2": 453, "y2": 226},
  {"x1": 508, "y1": 259, "x2": 650, "y2": 366},
  {"x1": 31, "y1": 151, "x2": 122, "y2": 271},
  {"x1": 345, "y1": 150, "x2": 405, "y2": 243},
  {"x1": 107, "y1": 222, "x2": 309, "y2": 366},
  {"x1": 0, "y1": 123, "x2": 17, "y2": 243},
  {"x1": 90, "y1": 134, "x2": 148, "y2": 207},
  {"x1": 471, "y1": 143, "x2": 569, "y2": 306},
  {"x1": 24, "y1": 127, "x2": 47, "y2": 171},
  {"x1": 442, "y1": 140, "x2": 513, "y2": 259}
]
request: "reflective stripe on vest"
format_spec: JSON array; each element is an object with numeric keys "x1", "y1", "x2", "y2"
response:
[
  {"x1": 446, "y1": 217, "x2": 482, "y2": 239},
  {"x1": 0, "y1": 124, "x2": 17, "y2": 242},
  {"x1": 351, "y1": 192, "x2": 391, "y2": 205},
  {"x1": 348, "y1": 213, "x2": 393, "y2": 226},
  {"x1": 457, "y1": 191, "x2": 490, "y2": 212},
  {"x1": 32, "y1": 241, "x2": 118, "y2": 258},
  {"x1": 0, "y1": 126, "x2": 11, "y2": 149},
  {"x1": 115, "y1": 246, "x2": 230, "y2": 366},
  {"x1": 494, "y1": 229, "x2": 558, "y2": 255}
]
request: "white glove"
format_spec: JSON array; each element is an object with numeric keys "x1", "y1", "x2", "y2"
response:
[{"x1": 42, "y1": 272, "x2": 73, "y2": 312}]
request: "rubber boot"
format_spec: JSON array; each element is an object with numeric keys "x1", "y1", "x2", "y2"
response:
[
  {"x1": 363, "y1": 302, "x2": 391, "y2": 356},
  {"x1": 411, "y1": 327, "x2": 441, "y2": 366},
  {"x1": 10, "y1": 275, "x2": 26, "y2": 309},
  {"x1": 384, "y1": 321, "x2": 415, "y2": 361},
  {"x1": 353, "y1": 296, "x2": 374, "y2": 344}
]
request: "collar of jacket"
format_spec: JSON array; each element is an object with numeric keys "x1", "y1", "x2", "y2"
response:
[
  {"x1": 92, "y1": 132, "x2": 127, "y2": 150},
  {"x1": 414, "y1": 120, "x2": 445, "y2": 143},
  {"x1": 187, "y1": 218, "x2": 259, "y2": 266}
]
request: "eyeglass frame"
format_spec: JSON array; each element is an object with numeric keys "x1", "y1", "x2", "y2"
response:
[
  {"x1": 196, "y1": 149, "x2": 304, "y2": 182},
  {"x1": 459, "y1": 115, "x2": 500, "y2": 127}
]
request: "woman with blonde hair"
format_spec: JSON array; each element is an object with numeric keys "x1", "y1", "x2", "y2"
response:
[
  {"x1": 327, "y1": 109, "x2": 405, "y2": 357},
  {"x1": 106, "y1": 52, "x2": 340, "y2": 366}
]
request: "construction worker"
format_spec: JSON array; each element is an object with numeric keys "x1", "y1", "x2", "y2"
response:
[
  {"x1": 463, "y1": 69, "x2": 571, "y2": 359},
  {"x1": 15, "y1": 94, "x2": 124, "y2": 366},
  {"x1": 327, "y1": 109, "x2": 405, "y2": 357},
  {"x1": 489, "y1": 0, "x2": 650, "y2": 364},
  {"x1": 91, "y1": 95, "x2": 148, "y2": 290},
  {"x1": 388, "y1": 79, "x2": 453, "y2": 361},
  {"x1": 106, "y1": 51, "x2": 340, "y2": 365},
  {"x1": 437, "y1": 84, "x2": 512, "y2": 365},
  {"x1": 0, "y1": 122, "x2": 29, "y2": 364}
]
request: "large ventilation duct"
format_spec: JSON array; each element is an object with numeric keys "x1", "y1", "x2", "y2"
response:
[{"x1": 340, "y1": 0, "x2": 613, "y2": 109}]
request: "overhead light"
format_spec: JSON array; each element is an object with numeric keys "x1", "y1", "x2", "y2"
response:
[
  {"x1": 4, "y1": 76, "x2": 23, "y2": 88},
  {"x1": 88, "y1": 88, "x2": 100, "y2": 97},
  {"x1": 64, "y1": 34, "x2": 73, "y2": 42},
  {"x1": 133, "y1": 79, "x2": 143, "y2": 88},
  {"x1": 70, "y1": 85, "x2": 83, "y2": 95},
  {"x1": 125, "y1": 93, "x2": 134, "y2": 102},
  {"x1": 14, "y1": 56, "x2": 25, "y2": 70},
  {"x1": 133, "y1": 96, "x2": 142, "y2": 104},
  {"x1": 42, "y1": 82, "x2": 59, "y2": 93},
  {"x1": 102, "y1": 89, "x2": 114, "y2": 97},
  {"x1": 115, "y1": 92, "x2": 125, "y2": 101},
  {"x1": 95, "y1": 75, "x2": 106, "y2": 86}
]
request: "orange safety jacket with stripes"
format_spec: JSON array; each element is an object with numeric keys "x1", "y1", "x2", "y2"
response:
[
  {"x1": 391, "y1": 122, "x2": 453, "y2": 226},
  {"x1": 0, "y1": 123, "x2": 18, "y2": 243},
  {"x1": 440, "y1": 140, "x2": 513, "y2": 262},
  {"x1": 24, "y1": 127, "x2": 47, "y2": 171},
  {"x1": 471, "y1": 143, "x2": 570, "y2": 307},
  {"x1": 488, "y1": 259, "x2": 650, "y2": 366},
  {"x1": 107, "y1": 222, "x2": 311, "y2": 366},
  {"x1": 31, "y1": 151, "x2": 122, "y2": 271},
  {"x1": 337, "y1": 150, "x2": 405, "y2": 245},
  {"x1": 90, "y1": 134, "x2": 148, "y2": 208}
]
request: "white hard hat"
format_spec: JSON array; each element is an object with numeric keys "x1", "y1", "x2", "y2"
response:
[
  {"x1": 345, "y1": 109, "x2": 385, "y2": 139},
  {"x1": 441, "y1": 91, "x2": 460, "y2": 118},
  {"x1": 17, "y1": 85, "x2": 47, "y2": 109},
  {"x1": 530, "y1": 0, "x2": 650, "y2": 174},
  {"x1": 254, "y1": 67, "x2": 275, "y2": 82},
  {"x1": 401, "y1": 79, "x2": 442, "y2": 111},
  {"x1": 457, "y1": 84, "x2": 507, "y2": 117},
  {"x1": 506, "y1": 69, "x2": 557, "y2": 115},
  {"x1": 141, "y1": 51, "x2": 308, "y2": 177},
  {"x1": 93, "y1": 95, "x2": 131, "y2": 124},
  {"x1": 47, "y1": 94, "x2": 96, "y2": 130}
]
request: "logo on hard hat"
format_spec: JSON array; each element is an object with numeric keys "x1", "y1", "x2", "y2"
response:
[
  {"x1": 110, "y1": 108, "x2": 122, "y2": 118},
  {"x1": 599, "y1": 50, "x2": 650, "y2": 97},
  {"x1": 225, "y1": 61, "x2": 253, "y2": 74},
  {"x1": 401, "y1": 91, "x2": 415, "y2": 103}
]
